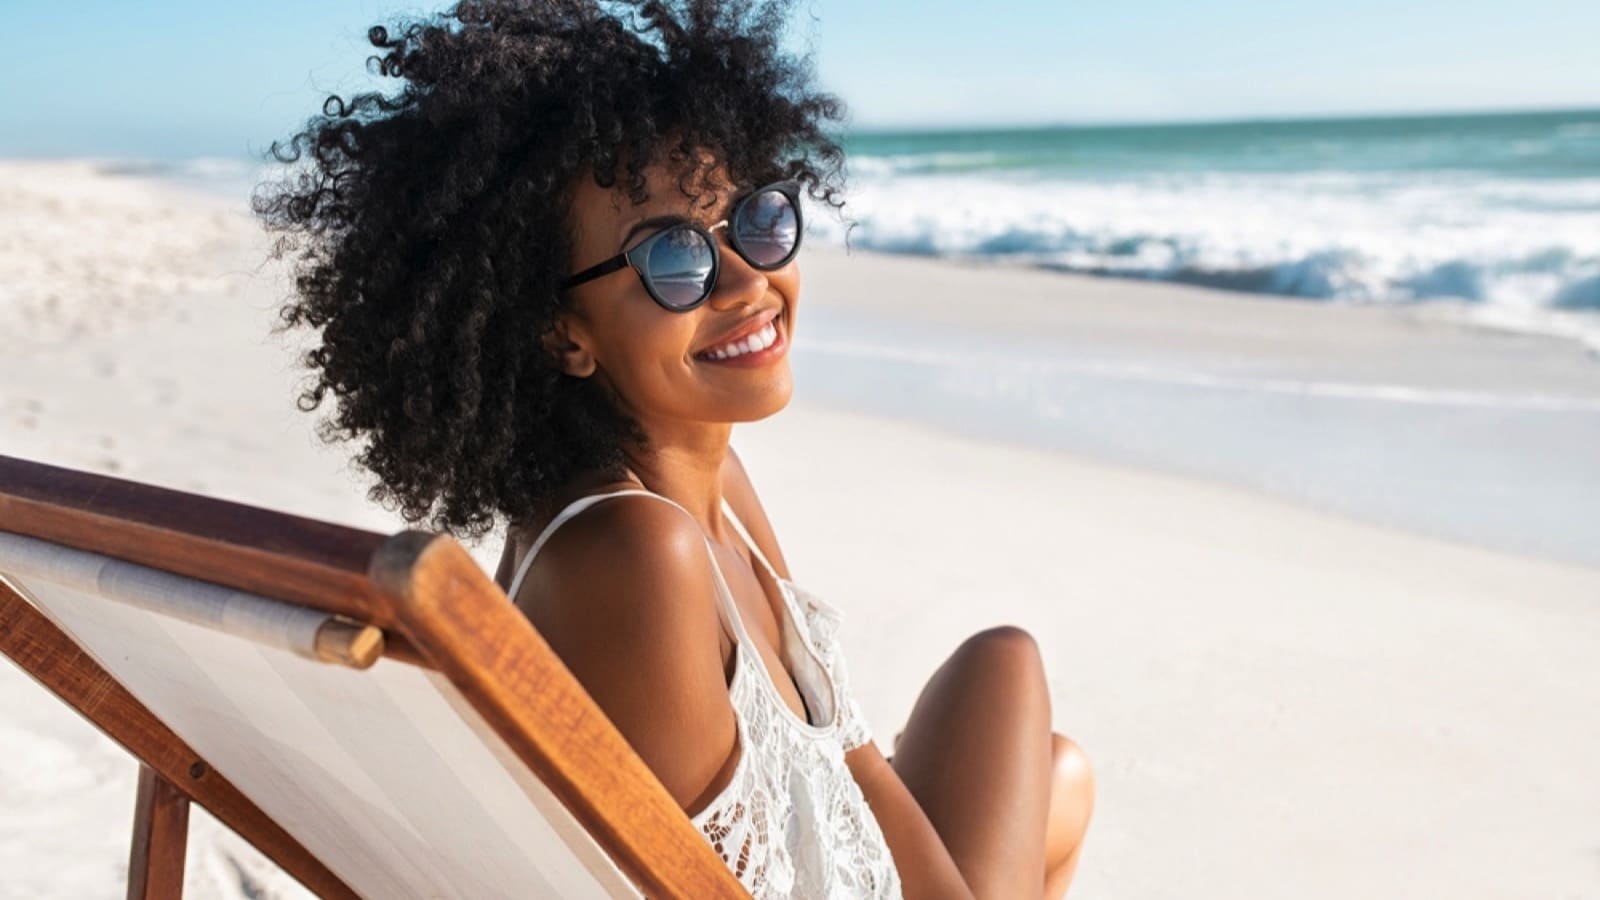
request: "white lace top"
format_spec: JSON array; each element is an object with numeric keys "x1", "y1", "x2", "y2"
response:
[{"x1": 507, "y1": 487, "x2": 904, "y2": 899}]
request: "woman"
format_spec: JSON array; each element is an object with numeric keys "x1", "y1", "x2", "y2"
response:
[{"x1": 253, "y1": 1, "x2": 1093, "y2": 897}]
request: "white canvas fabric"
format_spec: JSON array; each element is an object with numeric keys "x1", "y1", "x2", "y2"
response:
[
  {"x1": 0, "y1": 531, "x2": 342, "y2": 663},
  {"x1": 0, "y1": 538, "x2": 645, "y2": 900}
]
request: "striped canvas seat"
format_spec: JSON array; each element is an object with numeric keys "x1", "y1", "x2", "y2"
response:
[{"x1": 0, "y1": 453, "x2": 749, "y2": 900}]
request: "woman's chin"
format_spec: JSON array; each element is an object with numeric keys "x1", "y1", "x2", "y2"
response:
[{"x1": 723, "y1": 375, "x2": 794, "y2": 423}]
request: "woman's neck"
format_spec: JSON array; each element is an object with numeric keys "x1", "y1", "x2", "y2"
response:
[{"x1": 614, "y1": 424, "x2": 737, "y2": 537}]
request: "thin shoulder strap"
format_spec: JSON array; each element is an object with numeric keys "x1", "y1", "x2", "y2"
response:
[
  {"x1": 719, "y1": 496, "x2": 783, "y2": 584},
  {"x1": 507, "y1": 488, "x2": 647, "y2": 600},
  {"x1": 505, "y1": 487, "x2": 750, "y2": 645}
]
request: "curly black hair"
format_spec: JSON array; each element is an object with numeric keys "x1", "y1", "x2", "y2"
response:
[{"x1": 251, "y1": 0, "x2": 851, "y2": 541}]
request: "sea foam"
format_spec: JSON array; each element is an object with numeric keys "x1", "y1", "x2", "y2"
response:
[{"x1": 819, "y1": 111, "x2": 1600, "y2": 352}]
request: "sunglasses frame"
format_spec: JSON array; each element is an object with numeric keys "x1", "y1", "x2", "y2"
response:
[{"x1": 558, "y1": 179, "x2": 805, "y2": 312}]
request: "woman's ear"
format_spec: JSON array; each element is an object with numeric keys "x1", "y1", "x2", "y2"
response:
[{"x1": 541, "y1": 313, "x2": 597, "y2": 378}]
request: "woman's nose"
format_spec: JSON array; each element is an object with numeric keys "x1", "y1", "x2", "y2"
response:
[{"x1": 707, "y1": 231, "x2": 769, "y2": 308}]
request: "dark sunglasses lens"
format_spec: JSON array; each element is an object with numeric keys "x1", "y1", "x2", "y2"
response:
[
  {"x1": 735, "y1": 187, "x2": 799, "y2": 267},
  {"x1": 645, "y1": 227, "x2": 716, "y2": 308}
]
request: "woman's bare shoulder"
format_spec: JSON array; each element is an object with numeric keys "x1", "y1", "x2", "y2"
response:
[
  {"x1": 530, "y1": 492, "x2": 714, "y2": 615},
  {"x1": 493, "y1": 476, "x2": 643, "y2": 595}
]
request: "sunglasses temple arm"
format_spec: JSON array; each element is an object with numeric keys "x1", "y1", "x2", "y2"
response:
[{"x1": 560, "y1": 253, "x2": 631, "y2": 290}]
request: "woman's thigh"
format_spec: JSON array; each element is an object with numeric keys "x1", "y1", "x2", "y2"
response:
[{"x1": 888, "y1": 625, "x2": 1054, "y2": 899}]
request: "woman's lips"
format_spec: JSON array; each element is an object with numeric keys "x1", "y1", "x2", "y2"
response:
[{"x1": 694, "y1": 312, "x2": 787, "y2": 367}]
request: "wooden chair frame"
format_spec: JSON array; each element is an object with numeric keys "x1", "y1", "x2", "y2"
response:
[{"x1": 0, "y1": 452, "x2": 750, "y2": 900}]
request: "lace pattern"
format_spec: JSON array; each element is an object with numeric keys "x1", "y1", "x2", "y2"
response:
[
  {"x1": 786, "y1": 581, "x2": 875, "y2": 752},
  {"x1": 689, "y1": 577, "x2": 903, "y2": 899}
]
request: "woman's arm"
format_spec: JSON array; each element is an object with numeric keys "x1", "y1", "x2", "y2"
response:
[{"x1": 846, "y1": 740, "x2": 979, "y2": 900}]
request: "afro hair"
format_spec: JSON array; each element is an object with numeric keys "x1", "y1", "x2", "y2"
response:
[{"x1": 251, "y1": 0, "x2": 851, "y2": 541}]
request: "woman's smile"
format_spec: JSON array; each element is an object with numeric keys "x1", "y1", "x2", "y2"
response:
[{"x1": 693, "y1": 307, "x2": 788, "y2": 367}]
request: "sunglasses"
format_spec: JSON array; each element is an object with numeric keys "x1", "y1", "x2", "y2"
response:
[{"x1": 559, "y1": 179, "x2": 804, "y2": 312}]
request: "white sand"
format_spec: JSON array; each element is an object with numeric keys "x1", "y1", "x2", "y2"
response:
[{"x1": 2, "y1": 161, "x2": 1597, "y2": 899}]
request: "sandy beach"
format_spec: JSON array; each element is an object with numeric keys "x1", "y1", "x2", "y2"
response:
[{"x1": 2, "y1": 161, "x2": 1597, "y2": 899}]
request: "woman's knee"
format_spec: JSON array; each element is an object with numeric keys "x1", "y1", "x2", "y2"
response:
[
  {"x1": 952, "y1": 624, "x2": 1047, "y2": 683},
  {"x1": 905, "y1": 625, "x2": 1052, "y2": 742}
]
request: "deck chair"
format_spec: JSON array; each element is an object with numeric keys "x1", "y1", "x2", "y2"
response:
[{"x1": 0, "y1": 452, "x2": 751, "y2": 900}]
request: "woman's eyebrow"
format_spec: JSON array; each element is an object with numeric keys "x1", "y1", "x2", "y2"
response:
[
  {"x1": 617, "y1": 214, "x2": 690, "y2": 248},
  {"x1": 615, "y1": 189, "x2": 748, "y2": 249}
]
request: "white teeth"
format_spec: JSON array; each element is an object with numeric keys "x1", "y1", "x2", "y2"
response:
[{"x1": 705, "y1": 319, "x2": 778, "y2": 360}]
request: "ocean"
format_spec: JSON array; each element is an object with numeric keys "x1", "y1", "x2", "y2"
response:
[
  {"x1": 97, "y1": 108, "x2": 1600, "y2": 350},
  {"x1": 821, "y1": 108, "x2": 1600, "y2": 351}
]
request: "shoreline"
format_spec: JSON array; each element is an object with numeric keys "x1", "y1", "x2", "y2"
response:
[
  {"x1": 790, "y1": 242, "x2": 1600, "y2": 568},
  {"x1": 823, "y1": 241, "x2": 1600, "y2": 359}
]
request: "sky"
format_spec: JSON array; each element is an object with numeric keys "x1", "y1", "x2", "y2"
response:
[{"x1": 1, "y1": 0, "x2": 1597, "y2": 157}]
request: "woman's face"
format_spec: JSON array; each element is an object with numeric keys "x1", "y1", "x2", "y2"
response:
[{"x1": 548, "y1": 154, "x2": 798, "y2": 436}]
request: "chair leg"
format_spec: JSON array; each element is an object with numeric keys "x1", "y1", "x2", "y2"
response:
[{"x1": 128, "y1": 763, "x2": 190, "y2": 900}]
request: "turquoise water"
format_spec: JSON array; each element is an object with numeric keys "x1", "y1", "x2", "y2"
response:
[
  {"x1": 818, "y1": 109, "x2": 1600, "y2": 349},
  {"x1": 841, "y1": 109, "x2": 1600, "y2": 179}
]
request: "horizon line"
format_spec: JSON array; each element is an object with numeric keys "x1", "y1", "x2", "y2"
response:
[{"x1": 841, "y1": 101, "x2": 1600, "y2": 136}]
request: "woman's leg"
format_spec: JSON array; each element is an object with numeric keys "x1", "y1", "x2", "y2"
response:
[
  {"x1": 890, "y1": 731, "x2": 1096, "y2": 899},
  {"x1": 1043, "y1": 735, "x2": 1095, "y2": 899},
  {"x1": 888, "y1": 626, "x2": 1054, "y2": 899}
]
